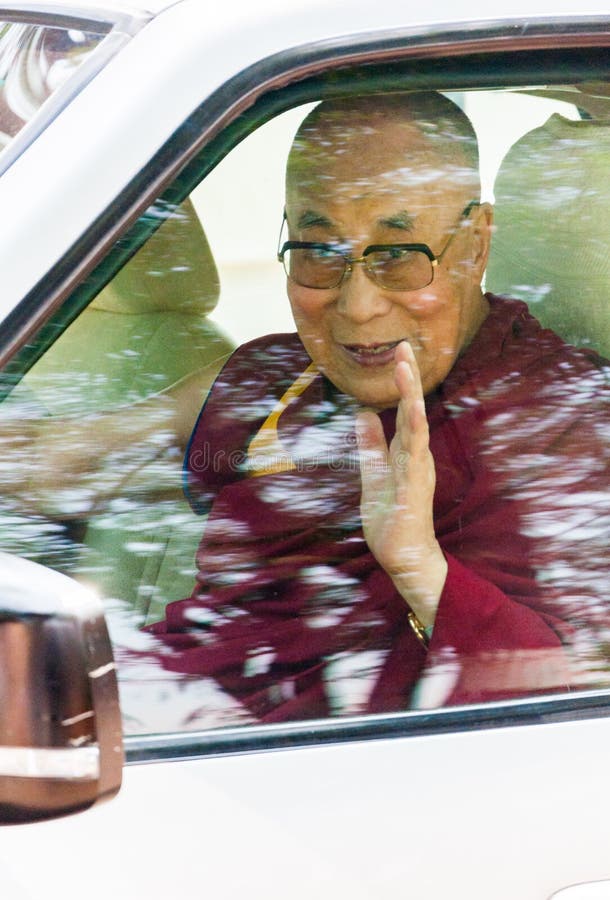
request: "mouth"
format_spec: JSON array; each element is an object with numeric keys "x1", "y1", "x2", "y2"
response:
[{"x1": 340, "y1": 340, "x2": 404, "y2": 367}]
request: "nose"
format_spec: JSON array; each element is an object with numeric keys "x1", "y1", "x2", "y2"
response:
[{"x1": 335, "y1": 263, "x2": 392, "y2": 324}]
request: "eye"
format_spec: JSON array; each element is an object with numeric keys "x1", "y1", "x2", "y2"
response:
[
  {"x1": 368, "y1": 247, "x2": 416, "y2": 267},
  {"x1": 304, "y1": 245, "x2": 343, "y2": 262},
  {"x1": 313, "y1": 246, "x2": 339, "y2": 259}
]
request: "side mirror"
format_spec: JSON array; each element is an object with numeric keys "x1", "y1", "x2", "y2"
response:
[{"x1": 0, "y1": 553, "x2": 123, "y2": 823}]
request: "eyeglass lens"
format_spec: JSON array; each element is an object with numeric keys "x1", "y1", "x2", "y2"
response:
[{"x1": 283, "y1": 246, "x2": 434, "y2": 291}]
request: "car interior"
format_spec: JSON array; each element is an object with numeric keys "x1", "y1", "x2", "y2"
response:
[{"x1": 21, "y1": 199, "x2": 234, "y2": 623}]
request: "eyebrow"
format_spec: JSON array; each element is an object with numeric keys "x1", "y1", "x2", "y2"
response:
[
  {"x1": 377, "y1": 211, "x2": 416, "y2": 231},
  {"x1": 295, "y1": 208, "x2": 417, "y2": 233},
  {"x1": 297, "y1": 210, "x2": 333, "y2": 230}
]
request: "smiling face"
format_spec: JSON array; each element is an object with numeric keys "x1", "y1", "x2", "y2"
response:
[{"x1": 284, "y1": 96, "x2": 493, "y2": 407}]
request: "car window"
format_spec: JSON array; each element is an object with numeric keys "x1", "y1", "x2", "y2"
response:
[
  {"x1": 0, "y1": 19, "x2": 106, "y2": 156},
  {"x1": 0, "y1": 82, "x2": 608, "y2": 736}
]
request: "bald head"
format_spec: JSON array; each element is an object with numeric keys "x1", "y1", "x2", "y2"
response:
[{"x1": 286, "y1": 92, "x2": 480, "y2": 216}]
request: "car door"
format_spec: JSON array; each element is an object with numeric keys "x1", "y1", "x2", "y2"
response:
[{"x1": 0, "y1": 3, "x2": 609, "y2": 898}]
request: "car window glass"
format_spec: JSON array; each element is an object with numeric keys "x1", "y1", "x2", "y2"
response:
[
  {"x1": 0, "y1": 20, "x2": 105, "y2": 155},
  {"x1": 0, "y1": 84, "x2": 608, "y2": 736}
]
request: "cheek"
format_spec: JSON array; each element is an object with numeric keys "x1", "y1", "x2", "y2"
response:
[
  {"x1": 287, "y1": 288, "x2": 336, "y2": 363},
  {"x1": 288, "y1": 287, "x2": 336, "y2": 335},
  {"x1": 400, "y1": 287, "x2": 450, "y2": 317},
  {"x1": 416, "y1": 317, "x2": 462, "y2": 387},
  {"x1": 413, "y1": 296, "x2": 462, "y2": 368}
]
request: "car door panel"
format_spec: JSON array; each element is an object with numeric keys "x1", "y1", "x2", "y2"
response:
[{"x1": 3, "y1": 716, "x2": 610, "y2": 898}]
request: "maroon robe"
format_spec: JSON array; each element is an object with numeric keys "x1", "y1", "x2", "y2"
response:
[{"x1": 148, "y1": 296, "x2": 610, "y2": 720}]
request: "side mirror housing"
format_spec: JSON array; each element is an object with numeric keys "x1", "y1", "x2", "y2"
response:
[{"x1": 0, "y1": 553, "x2": 123, "y2": 823}]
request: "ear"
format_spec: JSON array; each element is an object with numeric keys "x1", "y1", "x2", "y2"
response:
[{"x1": 472, "y1": 202, "x2": 494, "y2": 277}]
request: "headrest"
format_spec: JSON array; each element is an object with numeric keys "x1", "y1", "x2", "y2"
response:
[
  {"x1": 487, "y1": 113, "x2": 610, "y2": 355},
  {"x1": 92, "y1": 198, "x2": 220, "y2": 315}
]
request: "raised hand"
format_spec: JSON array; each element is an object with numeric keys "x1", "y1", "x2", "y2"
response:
[{"x1": 355, "y1": 341, "x2": 447, "y2": 628}]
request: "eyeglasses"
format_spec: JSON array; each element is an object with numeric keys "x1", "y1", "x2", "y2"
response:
[{"x1": 277, "y1": 201, "x2": 479, "y2": 292}]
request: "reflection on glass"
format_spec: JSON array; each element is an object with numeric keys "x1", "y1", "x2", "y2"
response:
[
  {"x1": 145, "y1": 91, "x2": 610, "y2": 727},
  {"x1": 0, "y1": 22, "x2": 104, "y2": 153},
  {"x1": 0, "y1": 88, "x2": 608, "y2": 736}
]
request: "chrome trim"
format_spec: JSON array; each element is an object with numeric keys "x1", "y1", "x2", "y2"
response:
[
  {"x1": 0, "y1": 746, "x2": 100, "y2": 779},
  {"x1": 124, "y1": 689, "x2": 610, "y2": 765}
]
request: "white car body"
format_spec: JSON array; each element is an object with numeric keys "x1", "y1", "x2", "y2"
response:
[{"x1": 0, "y1": 1, "x2": 608, "y2": 897}]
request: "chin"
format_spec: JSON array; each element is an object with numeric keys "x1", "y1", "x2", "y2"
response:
[
  {"x1": 321, "y1": 365, "x2": 397, "y2": 408},
  {"x1": 346, "y1": 385, "x2": 399, "y2": 409}
]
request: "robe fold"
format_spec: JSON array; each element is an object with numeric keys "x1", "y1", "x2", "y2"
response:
[{"x1": 148, "y1": 296, "x2": 610, "y2": 720}]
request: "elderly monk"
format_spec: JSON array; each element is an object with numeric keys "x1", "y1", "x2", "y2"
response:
[{"x1": 148, "y1": 92, "x2": 609, "y2": 719}]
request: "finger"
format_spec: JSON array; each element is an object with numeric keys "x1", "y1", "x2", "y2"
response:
[
  {"x1": 394, "y1": 341, "x2": 423, "y2": 403},
  {"x1": 355, "y1": 410, "x2": 390, "y2": 505},
  {"x1": 395, "y1": 343, "x2": 427, "y2": 453},
  {"x1": 393, "y1": 348, "x2": 418, "y2": 456},
  {"x1": 409, "y1": 398, "x2": 429, "y2": 448},
  {"x1": 393, "y1": 361, "x2": 417, "y2": 458},
  {"x1": 394, "y1": 352, "x2": 414, "y2": 399},
  {"x1": 394, "y1": 342, "x2": 430, "y2": 459}
]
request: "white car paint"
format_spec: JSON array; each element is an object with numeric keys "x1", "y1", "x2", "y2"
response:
[{"x1": 3, "y1": 715, "x2": 610, "y2": 898}]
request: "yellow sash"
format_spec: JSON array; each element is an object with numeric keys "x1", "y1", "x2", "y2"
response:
[{"x1": 245, "y1": 363, "x2": 319, "y2": 477}]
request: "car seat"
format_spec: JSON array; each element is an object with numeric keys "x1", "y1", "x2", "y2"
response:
[
  {"x1": 23, "y1": 199, "x2": 234, "y2": 623},
  {"x1": 486, "y1": 111, "x2": 610, "y2": 358}
]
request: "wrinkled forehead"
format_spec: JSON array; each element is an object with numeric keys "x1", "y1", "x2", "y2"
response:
[{"x1": 286, "y1": 114, "x2": 477, "y2": 206}]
